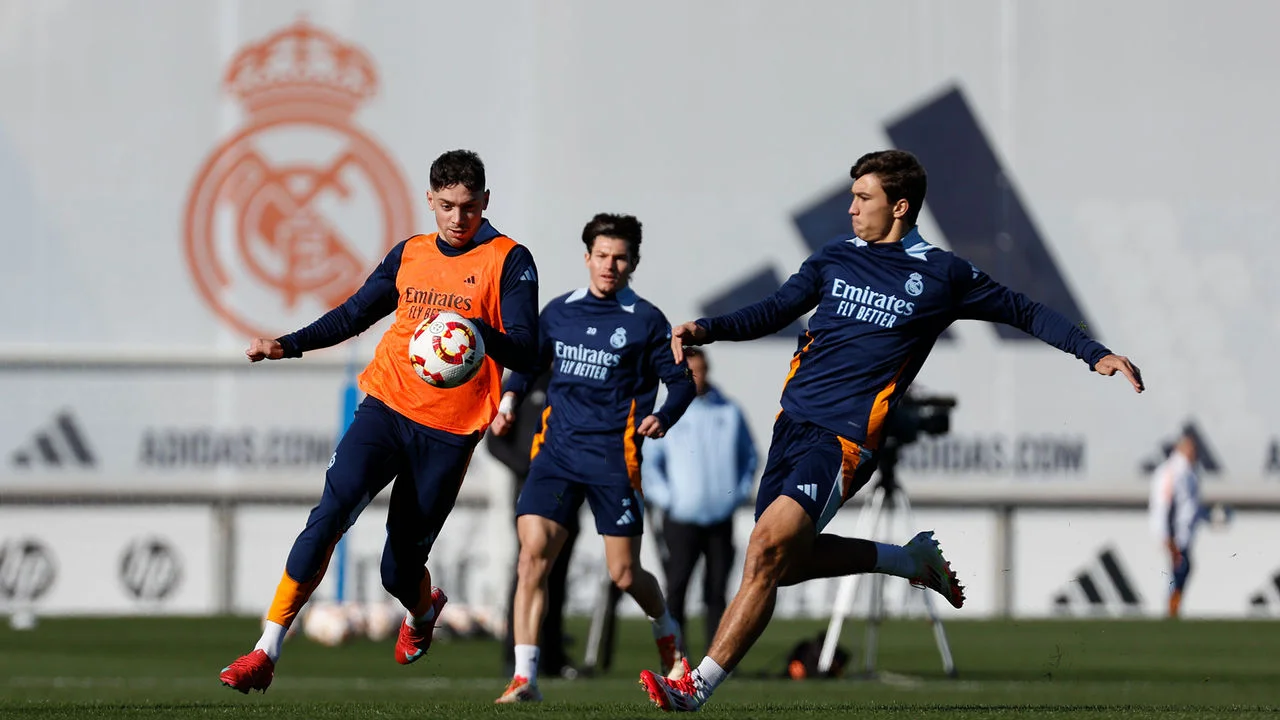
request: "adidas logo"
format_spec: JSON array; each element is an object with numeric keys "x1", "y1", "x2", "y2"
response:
[
  {"x1": 796, "y1": 483, "x2": 818, "y2": 501},
  {"x1": 1052, "y1": 547, "x2": 1141, "y2": 616},
  {"x1": 518, "y1": 267, "x2": 537, "y2": 283},
  {"x1": 1247, "y1": 570, "x2": 1280, "y2": 616},
  {"x1": 616, "y1": 509, "x2": 636, "y2": 526},
  {"x1": 464, "y1": 275, "x2": 477, "y2": 285},
  {"x1": 11, "y1": 410, "x2": 96, "y2": 468}
]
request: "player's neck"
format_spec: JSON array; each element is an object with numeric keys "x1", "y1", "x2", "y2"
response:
[
  {"x1": 588, "y1": 283, "x2": 628, "y2": 299},
  {"x1": 438, "y1": 233, "x2": 473, "y2": 249},
  {"x1": 869, "y1": 223, "x2": 912, "y2": 245}
]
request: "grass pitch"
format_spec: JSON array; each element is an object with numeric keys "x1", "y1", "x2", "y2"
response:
[{"x1": 2, "y1": 615, "x2": 1278, "y2": 718}]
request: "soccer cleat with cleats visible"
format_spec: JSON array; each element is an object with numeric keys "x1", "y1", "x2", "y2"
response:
[
  {"x1": 219, "y1": 649, "x2": 274, "y2": 694},
  {"x1": 639, "y1": 658, "x2": 701, "y2": 712},
  {"x1": 395, "y1": 586, "x2": 448, "y2": 665},
  {"x1": 905, "y1": 530, "x2": 966, "y2": 609},
  {"x1": 494, "y1": 675, "x2": 542, "y2": 703},
  {"x1": 656, "y1": 631, "x2": 687, "y2": 679}
]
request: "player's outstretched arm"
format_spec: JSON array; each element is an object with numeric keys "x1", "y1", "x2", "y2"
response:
[
  {"x1": 1094, "y1": 353, "x2": 1144, "y2": 393},
  {"x1": 269, "y1": 242, "x2": 404, "y2": 359},
  {"x1": 670, "y1": 252, "x2": 825, "y2": 362},
  {"x1": 954, "y1": 260, "x2": 1146, "y2": 393}
]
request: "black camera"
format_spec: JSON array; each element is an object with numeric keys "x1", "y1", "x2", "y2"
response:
[{"x1": 883, "y1": 393, "x2": 957, "y2": 448}]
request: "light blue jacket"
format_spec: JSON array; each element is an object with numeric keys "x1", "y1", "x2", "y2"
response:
[{"x1": 642, "y1": 387, "x2": 757, "y2": 525}]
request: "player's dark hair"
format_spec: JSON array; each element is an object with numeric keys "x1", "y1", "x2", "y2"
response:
[
  {"x1": 430, "y1": 149, "x2": 486, "y2": 193},
  {"x1": 684, "y1": 347, "x2": 708, "y2": 367},
  {"x1": 582, "y1": 213, "x2": 642, "y2": 263},
  {"x1": 850, "y1": 150, "x2": 927, "y2": 227}
]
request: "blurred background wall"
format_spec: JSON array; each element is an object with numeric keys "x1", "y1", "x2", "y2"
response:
[{"x1": 1, "y1": 0, "x2": 1277, "y2": 622}]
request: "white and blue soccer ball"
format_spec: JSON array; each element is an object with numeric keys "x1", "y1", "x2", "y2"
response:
[{"x1": 408, "y1": 311, "x2": 486, "y2": 388}]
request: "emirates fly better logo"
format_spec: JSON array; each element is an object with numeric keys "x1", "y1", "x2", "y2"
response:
[{"x1": 184, "y1": 19, "x2": 415, "y2": 337}]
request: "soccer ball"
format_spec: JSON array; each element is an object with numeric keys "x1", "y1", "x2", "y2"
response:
[
  {"x1": 408, "y1": 311, "x2": 486, "y2": 388},
  {"x1": 302, "y1": 601, "x2": 355, "y2": 647},
  {"x1": 364, "y1": 601, "x2": 405, "y2": 642}
]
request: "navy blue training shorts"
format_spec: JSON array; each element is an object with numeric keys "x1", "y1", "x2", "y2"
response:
[
  {"x1": 516, "y1": 451, "x2": 644, "y2": 537},
  {"x1": 755, "y1": 411, "x2": 878, "y2": 532}
]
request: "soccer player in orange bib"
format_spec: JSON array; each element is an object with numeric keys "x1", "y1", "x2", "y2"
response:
[{"x1": 219, "y1": 150, "x2": 540, "y2": 693}]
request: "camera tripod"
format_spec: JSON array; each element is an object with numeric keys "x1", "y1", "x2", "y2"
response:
[{"x1": 817, "y1": 445, "x2": 957, "y2": 678}]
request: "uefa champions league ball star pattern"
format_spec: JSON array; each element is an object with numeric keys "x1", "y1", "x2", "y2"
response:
[{"x1": 409, "y1": 311, "x2": 486, "y2": 388}]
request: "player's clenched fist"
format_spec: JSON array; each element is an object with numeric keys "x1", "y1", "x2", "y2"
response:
[
  {"x1": 636, "y1": 414, "x2": 667, "y2": 439},
  {"x1": 246, "y1": 338, "x2": 284, "y2": 362}
]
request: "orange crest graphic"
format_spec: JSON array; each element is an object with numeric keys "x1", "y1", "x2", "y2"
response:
[{"x1": 184, "y1": 19, "x2": 414, "y2": 337}]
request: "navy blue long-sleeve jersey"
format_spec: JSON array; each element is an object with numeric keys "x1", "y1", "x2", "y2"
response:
[
  {"x1": 699, "y1": 228, "x2": 1111, "y2": 449},
  {"x1": 506, "y1": 287, "x2": 697, "y2": 486},
  {"x1": 276, "y1": 219, "x2": 539, "y2": 373}
]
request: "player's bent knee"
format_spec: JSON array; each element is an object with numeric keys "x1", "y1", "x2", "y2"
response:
[
  {"x1": 517, "y1": 548, "x2": 555, "y2": 587},
  {"x1": 742, "y1": 531, "x2": 796, "y2": 583},
  {"x1": 608, "y1": 563, "x2": 636, "y2": 592}
]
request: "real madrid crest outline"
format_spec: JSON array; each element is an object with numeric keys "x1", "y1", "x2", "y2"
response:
[
  {"x1": 904, "y1": 272, "x2": 925, "y2": 297},
  {"x1": 183, "y1": 19, "x2": 415, "y2": 338},
  {"x1": 610, "y1": 326, "x2": 628, "y2": 349}
]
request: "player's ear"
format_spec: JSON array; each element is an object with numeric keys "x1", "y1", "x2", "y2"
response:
[
  {"x1": 893, "y1": 198, "x2": 910, "y2": 219},
  {"x1": 482, "y1": 189, "x2": 490, "y2": 211},
  {"x1": 425, "y1": 191, "x2": 435, "y2": 211}
]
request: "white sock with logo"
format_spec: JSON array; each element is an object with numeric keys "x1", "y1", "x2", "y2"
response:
[
  {"x1": 514, "y1": 644, "x2": 540, "y2": 685},
  {"x1": 692, "y1": 657, "x2": 727, "y2": 703},
  {"x1": 254, "y1": 621, "x2": 287, "y2": 663},
  {"x1": 873, "y1": 542, "x2": 916, "y2": 578}
]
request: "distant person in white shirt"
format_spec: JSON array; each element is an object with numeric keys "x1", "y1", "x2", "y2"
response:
[
  {"x1": 643, "y1": 349, "x2": 757, "y2": 652},
  {"x1": 1148, "y1": 430, "x2": 1206, "y2": 618}
]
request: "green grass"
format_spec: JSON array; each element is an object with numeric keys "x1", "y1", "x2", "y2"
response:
[{"x1": 2, "y1": 616, "x2": 1279, "y2": 718}]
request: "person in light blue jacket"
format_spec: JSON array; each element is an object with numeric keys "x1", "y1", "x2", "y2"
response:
[{"x1": 644, "y1": 348, "x2": 757, "y2": 652}]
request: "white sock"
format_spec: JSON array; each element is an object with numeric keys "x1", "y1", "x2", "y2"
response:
[
  {"x1": 649, "y1": 610, "x2": 680, "y2": 640},
  {"x1": 406, "y1": 604, "x2": 437, "y2": 629},
  {"x1": 692, "y1": 657, "x2": 727, "y2": 703},
  {"x1": 514, "y1": 644, "x2": 540, "y2": 684},
  {"x1": 254, "y1": 620, "x2": 287, "y2": 663},
  {"x1": 873, "y1": 542, "x2": 916, "y2": 578}
]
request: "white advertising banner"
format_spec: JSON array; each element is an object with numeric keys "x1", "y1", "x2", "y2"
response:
[
  {"x1": 1013, "y1": 509, "x2": 1280, "y2": 618},
  {"x1": 0, "y1": 506, "x2": 215, "y2": 615},
  {"x1": 2, "y1": 1, "x2": 1279, "y2": 500},
  {"x1": 229, "y1": 502, "x2": 997, "y2": 620},
  {"x1": 3, "y1": 502, "x2": 1275, "y2": 619}
]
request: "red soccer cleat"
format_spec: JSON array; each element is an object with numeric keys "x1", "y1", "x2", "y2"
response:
[
  {"x1": 905, "y1": 530, "x2": 966, "y2": 609},
  {"x1": 639, "y1": 658, "x2": 702, "y2": 712},
  {"x1": 395, "y1": 586, "x2": 448, "y2": 665},
  {"x1": 219, "y1": 649, "x2": 275, "y2": 694}
]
